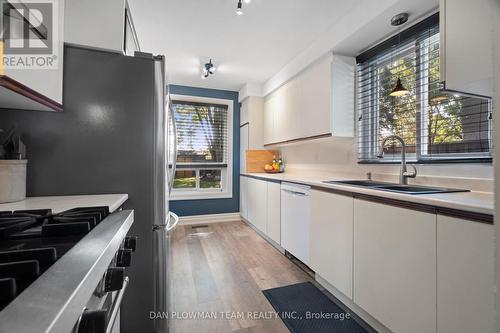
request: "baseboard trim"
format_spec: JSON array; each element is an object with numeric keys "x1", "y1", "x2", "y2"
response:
[
  {"x1": 240, "y1": 217, "x2": 285, "y2": 254},
  {"x1": 178, "y1": 212, "x2": 242, "y2": 225}
]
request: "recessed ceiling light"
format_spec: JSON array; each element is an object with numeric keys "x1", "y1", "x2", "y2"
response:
[{"x1": 244, "y1": 0, "x2": 251, "y2": 3}]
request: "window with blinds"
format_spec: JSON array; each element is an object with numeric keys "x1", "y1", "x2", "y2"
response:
[
  {"x1": 357, "y1": 13, "x2": 492, "y2": 163},
  {"x1": 172, "y1": 100, "x2": 229, "y2": 193}
]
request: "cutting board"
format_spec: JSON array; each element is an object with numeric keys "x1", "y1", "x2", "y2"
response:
[{"x1": 246, "y1": 150, "x2": 279, "y2": 173}]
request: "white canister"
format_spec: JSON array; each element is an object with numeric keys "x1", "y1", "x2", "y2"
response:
[{"x1": 0, "y1": 160, "x2": 27, "y2": 203}]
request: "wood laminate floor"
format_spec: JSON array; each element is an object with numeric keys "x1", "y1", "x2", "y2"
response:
[{"x1": 170, "y1": 221, "x2": 312, "y2": 333}]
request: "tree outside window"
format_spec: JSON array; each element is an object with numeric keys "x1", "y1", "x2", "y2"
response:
[{"x1": 358, "y1": 28, "x2": 492, "y2": 162}]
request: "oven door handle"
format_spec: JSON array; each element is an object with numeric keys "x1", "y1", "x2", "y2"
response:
[{"x1": 105, "y1": 276, "x2": 130, "y2": 333}]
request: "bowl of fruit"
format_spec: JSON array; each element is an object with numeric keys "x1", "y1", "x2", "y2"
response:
[
  {"x1": 264, "y1": 155, "x2": 284, "y2": 173},
  {"x1": 264, "y1": 164, "x2": 280, "y2": 173}
]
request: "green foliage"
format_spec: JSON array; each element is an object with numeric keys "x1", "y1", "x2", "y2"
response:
[
  {"x1": 174, "y1": 104, "x2": 226, "y2": 162},
  {"x1": 377, "y1": 54, "x2": 417, "y2": 145},
  {"x1": 377, "y1": 41, "x2": 464, "y2": 152},
  {"x1": 173, "y1": 177, "x2": 196, "y2": 189}
]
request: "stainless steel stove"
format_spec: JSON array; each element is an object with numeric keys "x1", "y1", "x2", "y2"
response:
[{"x1": 0, "y1": 207, "x2": 135, "y2": 333}]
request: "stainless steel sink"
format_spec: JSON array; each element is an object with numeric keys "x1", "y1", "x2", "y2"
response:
[
  {"x1": 323, "y1": 180, "x2": 393, "y2": 187},
  {"x1": 323, "y1": 180, "x2": 470, "y2": 195},
  {"x1": 375, "y1": 184, "x2": 470, "y2": 195}
]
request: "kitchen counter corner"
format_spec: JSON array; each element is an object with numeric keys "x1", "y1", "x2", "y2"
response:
[{"x1": 0, "y1": 194, "x2": 129, "y2": 214}]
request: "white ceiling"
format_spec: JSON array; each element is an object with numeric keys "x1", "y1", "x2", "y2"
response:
[
  {"x1": 128, "y1": 0, "x2": 438, "y2": 93},
  {"x1": 128, "y1": 0, "x2": 361, "y2": 91}
]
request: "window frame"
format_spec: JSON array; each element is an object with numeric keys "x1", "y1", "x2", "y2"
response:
[
  {"x1": 356, "y1": 14, "x2": 493, "y2": 164},
  {"x1": 170, "y1": 94, "x2": 234, "y2": 201}
]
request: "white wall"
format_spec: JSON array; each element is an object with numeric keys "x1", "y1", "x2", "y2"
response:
[
  {"x1": 280, "y1": 136, "x2": 493, "y2": 192},
  {"x1": 262, "y1": 0, "x2": 438, "y2": 96}
]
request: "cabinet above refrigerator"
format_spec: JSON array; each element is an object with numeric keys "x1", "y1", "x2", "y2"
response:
[{"x1": 0, "y1": 0, "x2": 65, "y2": 112}]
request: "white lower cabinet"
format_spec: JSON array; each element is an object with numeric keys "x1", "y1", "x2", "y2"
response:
[
  {"x1": 244, "y1": 177, "x2": 281, "y2": 244},
  {"x1": 240, "y1": 176, "x2": 248, "y2": 220},
  {"x1": 247, "y1": 177, "x2": 268, "y2": 233},
  {"x1": 353, "y1": 199, "x2": 437, "y2": 333},
  {"x1": 437, "y1": 216, "x2": 494, "y2": 333},
  {"x1": 310, "y1": 190, "x2": 353, "y2": 299},
  {"x1": 266, "y1": 182, "x2": 281, "y2": 244},
  {"x1": 244, "y1": 178, "x2": 494, "y2": 333}
]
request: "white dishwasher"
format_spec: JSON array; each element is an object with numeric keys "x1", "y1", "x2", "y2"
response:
[{"x1": 281, "y1": 182, "x2": 311, "y2": 265}]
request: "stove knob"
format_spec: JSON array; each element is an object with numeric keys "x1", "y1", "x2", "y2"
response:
[
  {"x1": 116, "y1": 249, "x2": 132, "y2": 267},
  {"x1": 104, "y1": 267, "x2": 124, "y2": 292},
  {"x1": 76, "y1": 309, "x2": 106, "y2": 333},
  {"x1": 123, "y1": 236, "x2": 137, "y2": 252}
]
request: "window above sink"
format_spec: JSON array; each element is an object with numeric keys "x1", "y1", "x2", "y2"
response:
[{"x1": 356, "y1": 13, "x2": 492, "y2": 164}]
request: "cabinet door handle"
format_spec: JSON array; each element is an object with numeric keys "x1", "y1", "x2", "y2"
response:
[{"x1": 281, "y1": 189, "x2": 308, "y2": 196}]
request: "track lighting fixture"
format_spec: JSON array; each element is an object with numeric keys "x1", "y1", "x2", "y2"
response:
[
  {"x1": 236, "y1": 0, "x2": 252, "y2": 15},
  {"x1": 236, "y1": 0, "x2": 243, "y2": 15},
  {"x1": 201, "y1": 59, "x2": 216, "y2": 79}
]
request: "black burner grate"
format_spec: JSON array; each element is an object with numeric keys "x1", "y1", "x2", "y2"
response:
[{"x1": 0, "y1": 206, "x2": 110, "y2": 310}]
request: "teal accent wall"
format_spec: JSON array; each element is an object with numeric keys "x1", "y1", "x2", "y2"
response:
[{"x1": 169, "y1": 85, "x2": 240, "y2": 216}]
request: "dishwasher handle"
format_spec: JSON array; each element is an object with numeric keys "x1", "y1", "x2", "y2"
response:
[{"x1": 281, "y1": 188, "x2": 309, "y2": 197}]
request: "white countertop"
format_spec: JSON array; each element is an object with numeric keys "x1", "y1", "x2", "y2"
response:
[
  {"x1": 242, "y1": 172, "x2": 494, "y2": 216},
  {"x1": 0, "y1": 194, "x2": 128, "y2": 214}
]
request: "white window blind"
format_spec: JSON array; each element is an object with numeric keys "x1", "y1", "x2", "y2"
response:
[
  {"x1": 172, "y1": 100, "x2": 229, "y2": 193},
  {"x1": 173, "y1": 101, "x2": 228, "y2": 166},
  {"x1": 357, "y1": 14, "x2": 492, "y2": 163}
]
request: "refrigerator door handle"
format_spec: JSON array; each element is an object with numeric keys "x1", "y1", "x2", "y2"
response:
[
  {"x1": 166, "y1": 211, "x2": 179, "y2": 232},
  {"x1": 168, "y1": 100, "x2": 178, "y2": 195},
  {"x1": 152, "y1": 225, "x2": 170, "y2": 333}
]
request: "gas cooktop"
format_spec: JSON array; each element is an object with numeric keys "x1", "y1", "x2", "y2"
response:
[{"x1": 0, "y1": 206, "x2": 110, "y2": 310}]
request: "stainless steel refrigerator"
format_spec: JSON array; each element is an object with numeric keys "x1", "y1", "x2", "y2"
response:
[
  {"x1": 151, "y1": 51, "x2": 179, "y2": 333},
  {"x1": 0, "y1": 45, "x2": 178, "y2": 333}
]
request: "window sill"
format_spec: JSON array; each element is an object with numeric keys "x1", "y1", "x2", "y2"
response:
[
  {"x1": 358, "y1": 158, "x2": 493, "y2": 165},
  {"x1": 170, "y1": 191, "x2": 233, "y2": 201}
]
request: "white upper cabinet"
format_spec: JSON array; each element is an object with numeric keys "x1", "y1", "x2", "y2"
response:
[
  {"x1": 240, "y1": 97, "x2": 265, "y2": 173},
  {"x1": 271, "y1": 85, "x2": 288, "y2": 143},
  {"x1": 0, "y1": 0, "x2": 65, "y2": 111},
  {"x1": 263, "y1": 93, "x2": 276, "y2": 144},
  {"x1": 331, "y1": 56, "x2": 356, "y2": 137},
  {"x1": 65, "y1": 0, "x2": 139, "y2": 55},
  {"x1": 284, "y1": 79, "x2": 302, "y2": 141},
  {"x1": 437, "y1": 216, "x2": 494, "y2": 333},
  {"x1": 440, "y1": 0, "x2": 494, "y2": 96},
  {"x1": 246, "y1": 97, "x2": 265, "y2": 150},
  {"x1": 263, "y1": 54, "x2": 355, "y2": 145},
  {"x1": 299, "y1": 57, "x2": 331, "y2": 138}
]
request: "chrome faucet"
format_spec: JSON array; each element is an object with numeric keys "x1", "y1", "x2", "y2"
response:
[{"x1": 377, "y1": 135, "x2": 416, "y2": 185}]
